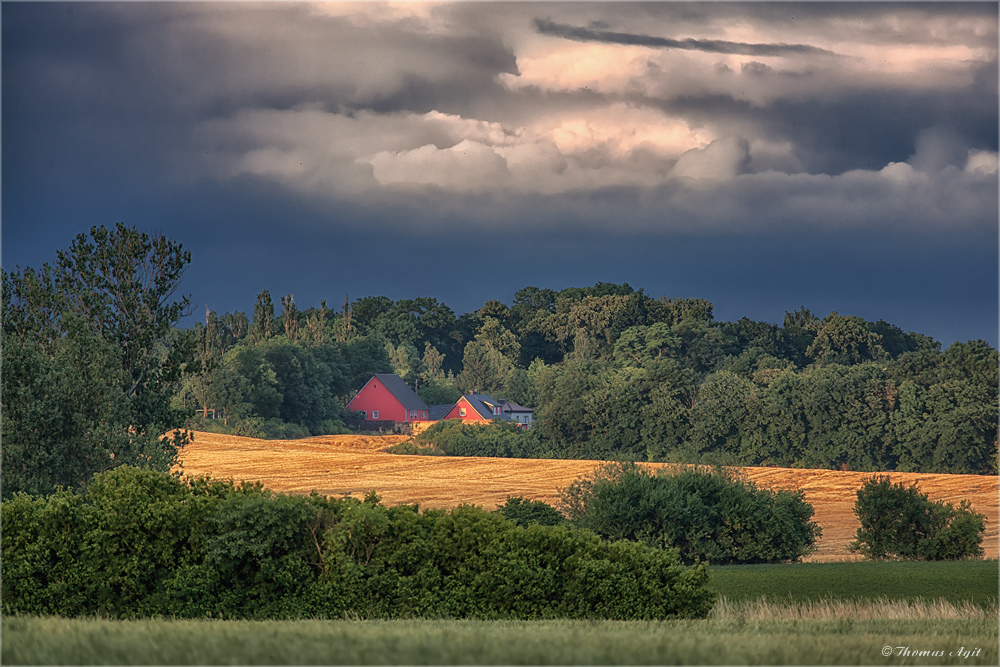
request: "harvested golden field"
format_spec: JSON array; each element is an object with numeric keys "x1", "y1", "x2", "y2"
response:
[{"x1": 175, "y1": 431, "x2": 998, "y2": 562}]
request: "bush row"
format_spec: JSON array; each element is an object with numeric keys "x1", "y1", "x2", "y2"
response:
[{"x1": 1, "y1": 467, "x2": 713, "y2": 620}]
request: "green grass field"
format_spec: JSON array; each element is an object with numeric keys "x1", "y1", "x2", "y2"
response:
[
  {"x1": 4, "y1": 561, "x2": 997, "y2": 665},
  {"x1": 3, "y1": 614, "x2": 996, "y2": 665},
  {"x1": 708, "y1": 559, "x2": 1000, "y2": 607}
]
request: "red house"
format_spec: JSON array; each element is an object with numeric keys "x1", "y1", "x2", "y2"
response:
[
  {"x1": 442, "y1": 394, "x2": 535, "y2": 429},
  {"x1": 347, "y1": 374, "x2": 430, "y2": 423},
  {"x1": 443, "y1": 393, "x2": 505, "y2": 422}
]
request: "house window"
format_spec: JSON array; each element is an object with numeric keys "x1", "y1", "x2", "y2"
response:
[
  {"x1": 459, "y1": 407, "x2": 467, "y2": 417},
  {"x1": 494, "y1": 406, "x2": 501, "y2": 415},
  {"x1": 372, "y1": 410, "x2": 379, "y2": 419},
  {"x1": 421, "y1": 411, "x2": 427, "y2": 419},
  {"x1": 361, "y1": 411, "x2": 367, "y2": 419}
]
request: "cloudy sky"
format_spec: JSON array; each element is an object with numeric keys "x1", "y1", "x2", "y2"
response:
[{"x1": 3, "y1": 1, "x2": 997, "y2": 346}]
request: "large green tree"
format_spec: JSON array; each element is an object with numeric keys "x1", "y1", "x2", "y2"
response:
[
  {"x1": 561, "y1": 462, "x2": 821, "y2": 565},
  {"x1": 460, "y1": 317, "x2": 519, "y2": 394},
  {"x1": 2, "y1": 223, "x2": 196, "y2": 496}
]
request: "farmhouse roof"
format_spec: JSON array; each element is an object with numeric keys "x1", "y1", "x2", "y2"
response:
[
  {"x1": 373, "y1": 374, "x2": 430, "y2": 412},
  {"x1": 499, "y1": 399, "x2": 533, "y2": 414},
  {"x1": 428, "y1": 403, "x2": 453, "y2": 421}
]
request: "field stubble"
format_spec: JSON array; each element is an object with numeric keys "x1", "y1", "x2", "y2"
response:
[{"x1": 174, "y1": 431, "x2": 999, "y2": 562}]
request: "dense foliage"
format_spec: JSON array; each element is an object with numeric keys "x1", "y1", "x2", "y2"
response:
[
  {"x1": 184, "y1": 282, "x2": 996, "y2": 475},
  {"x1": 849, "y1": 475, "x2": 987, "y2": 560},
  {"x1": 172, "y1": 300, "x2": 393, "y2": 439},
  {"x1": 2, "y1": 224, "x2": 196, "y2": 497},
  {"x1": 494, "y1": 496, "x2": 566, "y2": 527},
  {"x1": 1, "y1": 467, "x2": 714, "y2": 620},
  {"x1": 560, "y1": 463, "x2": 822, "y2": 565}
]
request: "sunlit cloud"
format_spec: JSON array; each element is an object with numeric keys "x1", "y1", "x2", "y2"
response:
[
  {"x1": 500, "y1": 42, "x2": 654, "y2": 94},
  {"x1": 966, "y1": 150, "x2": 999, "y2": 175}
]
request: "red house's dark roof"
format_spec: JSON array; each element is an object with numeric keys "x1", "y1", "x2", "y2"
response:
[
  {"x1": 372, "y1": 374, "x2": 430, "y2": 412},
  {"x1": 428, "y1": 404, "x2": 453, "y2": 421}
]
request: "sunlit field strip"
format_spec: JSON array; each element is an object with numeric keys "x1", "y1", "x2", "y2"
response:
[{"x1": 709, "y1": 596, "x2": 999, "y2": 620}]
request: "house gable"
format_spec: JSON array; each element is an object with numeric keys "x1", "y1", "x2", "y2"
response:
[{"x1": 443, "y1": 394, "x2": 504, "y2": 421}]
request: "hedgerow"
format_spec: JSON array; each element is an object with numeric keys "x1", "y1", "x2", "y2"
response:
[
  {"x1": 1, "y1": 466, "x2": 713, "y2": 620},
  {"x1": 412, "y1": 419, "x2": 555, "y2": 458}
]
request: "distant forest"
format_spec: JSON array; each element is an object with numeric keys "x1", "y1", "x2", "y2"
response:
[{"x1": 175, "y1": 282, "x2": 998, "y2": 476}]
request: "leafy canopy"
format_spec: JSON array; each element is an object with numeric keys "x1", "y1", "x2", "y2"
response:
[{"x1": 2, "y1": 224, "x2": 196, "y2": 497}]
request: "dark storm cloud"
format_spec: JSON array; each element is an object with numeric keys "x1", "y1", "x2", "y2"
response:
[
  {"x1": 3, "y1": 2, "x2": 518, "y2": 123},
  {"x1": 761, "y1": 86, "x2": 999, "y2": 175},
  {"x1": 534, "y1": 18, "x2": 838, "y2": 56},
  {"x1": 641, "y1": 76, "x2": 998, "y2": 175}
]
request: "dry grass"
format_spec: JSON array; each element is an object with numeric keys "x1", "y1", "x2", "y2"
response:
[
  {"x1": 174, "y1": 431, "x2": 999, "y2": 562},
  {"x1": 708, "y1": 596, "x2": 998, "y2": 621}
]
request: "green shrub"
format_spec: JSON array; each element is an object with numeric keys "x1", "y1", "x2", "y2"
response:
[
  {"x1": 317, "y1": 502, "x2": 713, "y2": 619},
  {"x1": 849, "y1": 475, "x2": 986, "y2": 560},
  {"x1": 494, "y1": 496, "x2": 565, "y2": 527},
  {"x1": 414, "y1": 419, "x2": 553, "y2": 458},
  {"x1": 1, "y1": 467, "x2": 714, "y2": 620},
  {"x1": 560, "y1": 462, "x2": 821, "y2": 565},
  {"x1": 1, "y1": 467, "x2": 222, "y2": 617},
  {"x1": 183, "y1": 415, "x2": 315, "y2": 440},
  {"x1": 259, "y1": 418, "x2": 311, "y2": 440},
  {"x1": 1, "y1": 489, "x2": 93, "y2": 616},
  {"x1": 231, "y1": 416, "x2": 265, "y2": 438},
  {"x1": 385, "y1": 440, "x2": 446, "y2": 456}
]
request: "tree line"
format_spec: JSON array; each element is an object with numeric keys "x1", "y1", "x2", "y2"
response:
[
  {"x1": 178, "y1": 280, "x2": 998, "y2": 476},
  {"x1": 3, "y1": 225, "x2": 996, "y2": 500}
]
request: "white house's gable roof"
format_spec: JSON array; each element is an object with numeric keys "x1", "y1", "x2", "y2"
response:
[{"x1": 499, "y1": 400, "x2": 533, "y2": 414}]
